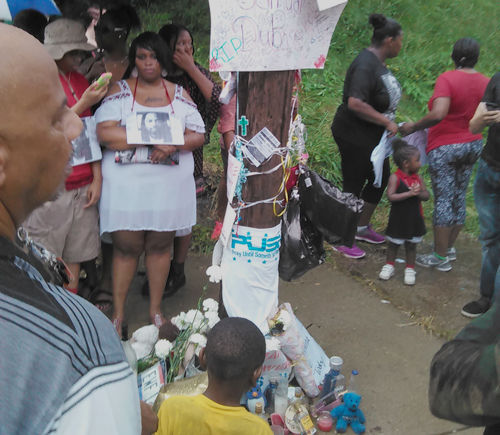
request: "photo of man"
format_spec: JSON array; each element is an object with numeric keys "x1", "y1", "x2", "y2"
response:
[
  {"x1": 140, "y1": 111, "x2": 173, "y2": 144},
  {"x1": 70, "y1": 116, "x2": 102, "y2": 166},
  {"x1": 126, "y1": 110, "x2": 184, "y2": 145}
]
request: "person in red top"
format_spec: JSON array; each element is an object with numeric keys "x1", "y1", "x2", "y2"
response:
[
  {"x1": 23, "y1": 19, "x2": 108, "y2": 294},
  {"x1": 400, "y1": 38, "x2": 489, "y2": 272}
]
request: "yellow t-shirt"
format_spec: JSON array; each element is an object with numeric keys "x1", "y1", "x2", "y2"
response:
[{"x1": 155, "y1": 394, "x2": 272, "y2": 435}]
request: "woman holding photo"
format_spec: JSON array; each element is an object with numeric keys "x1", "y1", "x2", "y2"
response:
[
  {"x1": 146, "y1": 24, "x2": 221, "y2": 298},
  {"x1": 95, "y1": 32, "x2": 205, "y2": 334}
]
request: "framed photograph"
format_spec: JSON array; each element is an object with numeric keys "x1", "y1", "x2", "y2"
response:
[
  {"x1": 70, "y1": 116, "x2": 102, "y2": 166},
  {"x1": 126, "y1": 111, "x2": 184, "y2": 145}
]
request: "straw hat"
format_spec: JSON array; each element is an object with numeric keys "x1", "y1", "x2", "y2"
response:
[{"x1": 44, "y1": 19, "x2": 96, "y2": 60}]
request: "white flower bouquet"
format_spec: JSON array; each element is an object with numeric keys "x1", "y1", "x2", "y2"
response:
[{"x1": 133, "y1": 295, "x2": 220, "y2": 383}]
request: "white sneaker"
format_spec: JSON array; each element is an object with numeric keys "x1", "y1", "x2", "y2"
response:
[
  {"x1": 404, "y1": 267, "x2": 416, "y2": 285},
  {"x1": 379, "y1": 264, "x2": 395, "y2": 280}
]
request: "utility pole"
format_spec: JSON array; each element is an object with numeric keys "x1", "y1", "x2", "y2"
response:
[{"x1": 236, "y1": 70, "x2": 296, "y2": 228}]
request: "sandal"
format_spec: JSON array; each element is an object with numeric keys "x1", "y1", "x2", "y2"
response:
[
  {"x1": 152, "y1": 313, "x2": 167, "y2": 328},
  {"x1": 89, "y1": 288, "x2": 113, "y2": 314}
]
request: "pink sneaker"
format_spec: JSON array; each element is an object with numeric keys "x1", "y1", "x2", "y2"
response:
[
  {"x1": 333, "y1": 244, "x2": 366, "y2": 259},
  {"x1": 355, "y1": 225, "x2": 385, "y2": 244}
]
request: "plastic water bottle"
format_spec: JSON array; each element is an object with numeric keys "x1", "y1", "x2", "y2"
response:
[
  {"x1": 274, "y1": 377, "x2": 288, "y2": 417},
  {"x1": 321, "y1": 356, "x2": 343, "y2": 397},
  {"x1": 333, "y1": 369, "x2": 345, "y2": 396},
  {"x1": 348, "y1": 369, "x2": 359, "y2": 393}
]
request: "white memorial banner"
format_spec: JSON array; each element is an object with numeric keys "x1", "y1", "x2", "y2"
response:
[
  {"x1": 209, "y1": 0, "x2": 348, "y2": 71},
  {"x1": 221, "y1": 224, "x2": 281, "y2": 333}
]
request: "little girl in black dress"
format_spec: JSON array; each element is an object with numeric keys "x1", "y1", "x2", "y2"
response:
[{"x1": 379, "y1": 138, "x2": 430, "y2": 285}]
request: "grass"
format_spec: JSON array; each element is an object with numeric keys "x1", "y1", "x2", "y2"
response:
[
  {"x1": 299, "y1": 0, "x2": 498, "y2": 236},
  {"x1": 136, "y1": 0, "x2": 499, "y2": 240}
]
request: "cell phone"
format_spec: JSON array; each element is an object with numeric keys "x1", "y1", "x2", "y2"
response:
[
  {"x1": 485, "y1": 102, "x2": 500, "y2": 111},
  {"x1": 94, "y1": 72, "x2": 112, "y2": 90}
]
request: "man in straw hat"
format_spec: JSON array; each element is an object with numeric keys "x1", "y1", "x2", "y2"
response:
[
  {"x1": 23, "y1": 18, "x2": 107, "y2": 297},
  {"x1": 0, "y1": 23, "x2": 157, "y2": 433}
]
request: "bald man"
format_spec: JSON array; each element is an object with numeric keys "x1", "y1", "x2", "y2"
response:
[{"x1": 0, "y1": 25, "x2": 154, "y2": 434}]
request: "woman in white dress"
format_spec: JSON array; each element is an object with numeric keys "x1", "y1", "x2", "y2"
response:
[{"x1": 95, "y1": 32, "x2": 205, "y2": 333}]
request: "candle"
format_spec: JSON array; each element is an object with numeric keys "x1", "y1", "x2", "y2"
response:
[{"x1": 316, "y1": 412, "x2": 333, "y2": 432}]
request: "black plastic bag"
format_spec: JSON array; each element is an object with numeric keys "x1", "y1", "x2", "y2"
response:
[
  {"x1": 279, "y1": 189, "x2": 325, "y2": 281},
  {"x1": 298, "y1": 168, "x2": 364, "y2": 246}
]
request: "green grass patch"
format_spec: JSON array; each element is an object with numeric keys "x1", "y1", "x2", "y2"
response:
[{"x1": 136, "y1": 0, "x2": 499, "y2": 238}]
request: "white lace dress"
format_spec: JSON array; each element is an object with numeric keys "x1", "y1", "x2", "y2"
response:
[{"x1": 95, "y1": 80, "x2": 205, "y2": 236}]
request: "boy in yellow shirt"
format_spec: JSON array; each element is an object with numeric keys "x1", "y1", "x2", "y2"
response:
[{"x1": 155, "y1": 317, "x2": 272, "y2": 434}]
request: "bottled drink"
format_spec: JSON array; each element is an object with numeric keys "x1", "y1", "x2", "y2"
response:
[
  {"x1": 247, "y1": 387, "x2": 265, "y2": 414},
  {"x1": 348, "y1": 369, "x2": 359, "y2": 393},
  {"x1": 292, "y1": 387, "x2": 305, "y2": 404},
  {"x1": 293, "y1": 402, "x2": 317, "y2": 435},
  {"x1": 265, "y1": 378, "x2": 279, "y2": 414},
  {"x1": 321, "y1": 356, "x2": 343, "y2": 398},
  {"x1": 255, "y1": 402, "x2": 267, "y2": 420},
  {"x1": 274, "y1": 377, "x2": 288, "y2": 417},
  {"x1": 333, "y1": 371, "x2": 345, "y2": 396}
]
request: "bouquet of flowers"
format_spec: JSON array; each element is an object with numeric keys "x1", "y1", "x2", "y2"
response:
[
  {"x1": 268, "y1": 303, "x2": 319, "y2": 397},
  {"x1": 131, "y1": 295, "x2": 220, "y2": 383}
]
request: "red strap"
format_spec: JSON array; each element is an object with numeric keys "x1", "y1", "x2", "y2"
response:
[{"x1": 131, "y1": 77, "x2": 175, "y2": 114}]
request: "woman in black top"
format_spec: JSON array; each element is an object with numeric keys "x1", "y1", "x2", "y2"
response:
[{"x1": 331, "y1": 13, "x2": 403, "y2": 259}]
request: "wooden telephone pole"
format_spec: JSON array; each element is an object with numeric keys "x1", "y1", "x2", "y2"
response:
[{"x1": 236, "y1": 70, "x2": 296, "y2": 228}]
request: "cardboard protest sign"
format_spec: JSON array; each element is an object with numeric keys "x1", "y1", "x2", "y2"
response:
[{"x1": 208, "y1": 0, "x2": 348, "y2": 71}]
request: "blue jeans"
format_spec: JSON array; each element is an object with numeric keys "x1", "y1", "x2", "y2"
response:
[{"x1": 474, "y1": 159, "x2": 500, "y2": 301}]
